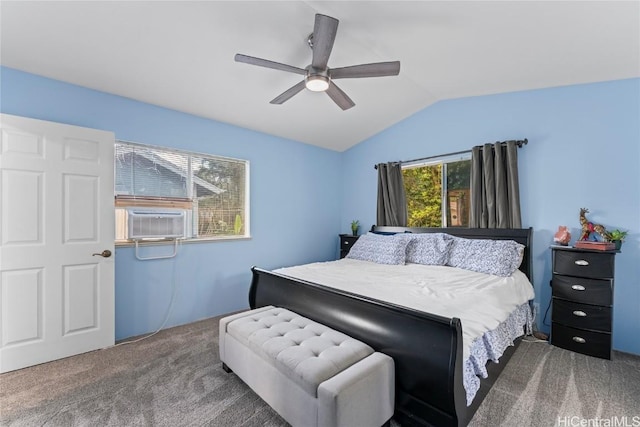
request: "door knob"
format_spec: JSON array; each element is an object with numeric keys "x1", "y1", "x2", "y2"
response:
[{"x1": 92, "y1": 250, "x2": 112, "y2": 258}]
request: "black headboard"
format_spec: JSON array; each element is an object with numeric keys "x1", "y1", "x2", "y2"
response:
[{"x1": 370, "y1": 226, "x2": 534, "y2": 283}]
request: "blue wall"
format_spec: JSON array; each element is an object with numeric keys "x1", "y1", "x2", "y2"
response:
[
  {"x1": 1, "y1": 67, "x2": 342, "y2": 340},
  {"x1": 3, "y1": 67, "x2": 639, "y2": 355},
  {"x1": 341, "y1": 78, "x2": 640, "y2": 355}
]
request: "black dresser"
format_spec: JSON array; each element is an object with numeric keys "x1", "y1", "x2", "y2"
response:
[
  {"x1": 550, "y1": 246, "x2": 616, "y2": 359},
  {"x1": 339, "y1": 234, "x2": 359, "y2": 259}
]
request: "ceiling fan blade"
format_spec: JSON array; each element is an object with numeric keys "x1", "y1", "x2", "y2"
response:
[
  {"x1": 311, "y1": 14, "x2": 339, "y2": 70},
  {"x1": 326, "y1": 81, "x2": 355, "y2": 110},
  {"x1": 235, "y1": 54, "x2": 306, "y2": 75},
  {"x1": 331, "y1": 61, "x2": 401, "y2": 79},
  {"x1": 270, "y1": 80, "x2": 307, "y2": 104}
]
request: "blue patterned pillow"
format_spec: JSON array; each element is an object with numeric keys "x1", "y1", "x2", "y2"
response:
[
  {"x1": 346, "y1": 233, "x2": 410, "y2": 265},
  {"x1": 405, "y1": 233, "x2": 452, "y2": 265},
  {"x1": 447, "y1": 237, "x2": 524, "y2": 276}
]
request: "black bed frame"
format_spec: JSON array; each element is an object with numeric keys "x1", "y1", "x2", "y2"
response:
[{"x1": 249, "y1": 226, "x2": 533, "y2": 427}]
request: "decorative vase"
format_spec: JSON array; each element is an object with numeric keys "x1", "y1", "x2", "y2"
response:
[
  {"x1": 553, "y1": 226, "x2": 571, "y2": 246},
  {"x1": 352, "y1": 230, "x2": 358, "y2": 236},
  {"x1": 613, "y1": 240, "x2": 622, "y2": 250}
]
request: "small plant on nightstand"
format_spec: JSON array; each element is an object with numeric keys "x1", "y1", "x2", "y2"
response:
[
  {"x1": 351, "y1": 220, "x2": 360, "y2": 236},
  {"x1": 607, "y1": 229, "x2": 628, "y2": 250}
]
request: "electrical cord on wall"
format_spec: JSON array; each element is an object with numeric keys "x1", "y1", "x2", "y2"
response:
[
  {"x1": 524, "y1": 298, "x2": 552, "y2": 343},
  {"x1": 111, "y1": 240, "x2": 182, "y2": 347},
  {"x1": 524, "y1": 300, "x2": 550, "y2": 343},
  {"x1": 542, "y1": 297, "x2": 552, "y2": 327}
]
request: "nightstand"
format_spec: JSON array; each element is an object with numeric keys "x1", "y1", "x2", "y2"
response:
[
  {"x1": 339, "y1": 234, "x2": 359, "y2": 259},
  {"x1": 550, "y1": 246, "x2": 616, "y2": 359}
]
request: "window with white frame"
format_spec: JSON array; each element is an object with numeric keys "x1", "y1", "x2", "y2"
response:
[
  {"x1": 401, "y1": 153, "x2": 471, "y2": 227},
  {"x1": 114, "y1": 141, "x2": 249, "y2": 241}
]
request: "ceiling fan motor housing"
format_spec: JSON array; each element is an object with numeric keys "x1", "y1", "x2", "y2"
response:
[{"x1": 305, "y1": 67, "x2": 330, "y2": 91}]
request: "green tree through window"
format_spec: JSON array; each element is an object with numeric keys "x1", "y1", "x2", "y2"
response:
[
  {"x1": 402, "y1": 157, "x2": 471, "y2": 227},
  {"x1": 402, "y1": 164, "x2": 443, "y2": 227},
  {"x1": 193, "y1": 157, "x2": 246, "y2": 236}
]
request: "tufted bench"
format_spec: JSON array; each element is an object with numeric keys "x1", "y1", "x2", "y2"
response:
[{"x1": 219, "y1": 305, "x2": 395, "y2": 427}]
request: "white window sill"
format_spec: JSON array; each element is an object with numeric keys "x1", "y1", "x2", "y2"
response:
[{"x1": 115, "y1": 235, "x2": 252, "y2": 247}]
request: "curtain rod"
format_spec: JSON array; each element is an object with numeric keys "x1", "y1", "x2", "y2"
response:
[{"x1": 374, "y1": 138, "x2": 528, "y2": 169}]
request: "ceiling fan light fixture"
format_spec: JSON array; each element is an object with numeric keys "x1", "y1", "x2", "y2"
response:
[{"x1": 305, "y1": 75, "x2": 330, "y2": 92}]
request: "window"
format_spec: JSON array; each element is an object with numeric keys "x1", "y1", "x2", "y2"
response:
[
  {"x1": 401, "y1": 154, "x2": 471, "y2": 227},
  {"x1": 115, "y1": 141, "x2": 249, "y2": 241}
]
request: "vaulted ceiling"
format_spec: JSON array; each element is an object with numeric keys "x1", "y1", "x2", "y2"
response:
[{"x1": 1, "y1": 1, "x2": 638, "y2": 151}]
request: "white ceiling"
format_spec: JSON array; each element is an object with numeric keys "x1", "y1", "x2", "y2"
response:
[{"x1": 1, "y1": 1, "x2": 639, "y2": 152}]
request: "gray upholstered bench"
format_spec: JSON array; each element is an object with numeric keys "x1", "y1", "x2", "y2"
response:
[{"x1": 219, "y1": 305, "x2": 395, "y2": 427}]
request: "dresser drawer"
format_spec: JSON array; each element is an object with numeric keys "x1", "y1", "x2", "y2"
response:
[
  {"x1": 553, "y1": 250, "x2": 614, "y2": 279},
  {"x1": 552, "y1": 299, "x2": 611, "y2": 332},
  {"x1": 552, "y1": 275, "x2": 612, "y2": 306},
  {"x1": 551, "y1": 323, "x2": 611, "y2": 359}
]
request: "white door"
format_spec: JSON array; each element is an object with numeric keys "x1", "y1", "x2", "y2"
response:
[{"x1": 0, "y1": 114, "x2": 115, "y2": 373}]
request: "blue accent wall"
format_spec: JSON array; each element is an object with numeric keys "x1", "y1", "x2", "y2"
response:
[
  {"x1": 1, "y1": 66, "x2": 342, "y2": 340},
  {"x1": 3, "y1": 67, "x2": 639, "y2": 355},
  {"x1": 341, "y1": 78, "x2": 640, "y2": 355}
]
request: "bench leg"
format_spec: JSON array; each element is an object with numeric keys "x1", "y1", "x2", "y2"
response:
[{"x1": 222, "y1": 363, "x2": 233, "y2": 373}]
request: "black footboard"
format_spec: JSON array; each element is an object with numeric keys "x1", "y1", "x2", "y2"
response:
[{"x1": 250, "y1": 267, "x2": 467, "y2": 427}]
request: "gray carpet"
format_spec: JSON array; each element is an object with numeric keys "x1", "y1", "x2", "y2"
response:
[{"x1": 1, "y1": 315, "x2": 638, "y2": 427}]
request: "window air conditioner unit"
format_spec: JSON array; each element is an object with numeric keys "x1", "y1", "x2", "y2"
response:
[{"x1": 127, "y1": 208, "x2": 186, "y2": 240}]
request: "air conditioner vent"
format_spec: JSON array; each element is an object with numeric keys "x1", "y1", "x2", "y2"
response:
[{"x1": 127, "y1": 208, "x2": 185, "y2": 240}]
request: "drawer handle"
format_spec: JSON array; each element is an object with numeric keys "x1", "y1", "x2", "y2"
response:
[
  {"x1": 572, "y1": 310, "x2": 587, "y2": 317},
  {"x1": 572, "y1": 336, "x2": 586, "y2": 344},
  {"x1": 571, "y1": 285, "x2": 586, "y2": 291},
  {"x1": 344, "y1": 242, "x2": 350, "y2": 245},
  {"x1": 574, "y1": 260, "x2": 589, "y2": 266}
]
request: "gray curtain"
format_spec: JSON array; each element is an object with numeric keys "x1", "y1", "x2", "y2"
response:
[
  {"x1": 376, "y1": 162, "x2": 408, "y2": 226},
  {"x1": 469, "y1": 141, "x2": 522, "y2": 228}
]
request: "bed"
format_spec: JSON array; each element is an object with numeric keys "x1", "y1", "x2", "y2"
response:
[{"x1": 249, "y1": 226, "x2": 534, "y2": 427}]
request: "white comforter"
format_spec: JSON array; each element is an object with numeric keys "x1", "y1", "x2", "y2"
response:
[{"x1": 274, "y1": 258, "x2": 534, "y2": 360}]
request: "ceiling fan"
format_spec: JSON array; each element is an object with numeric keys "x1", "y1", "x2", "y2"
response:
[{"x1": 235, "y1": 13, "x2": 400, "y2": 110}]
